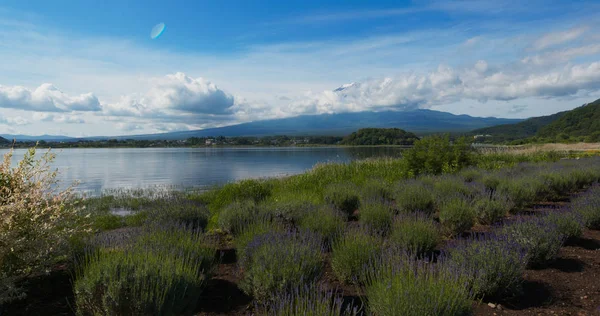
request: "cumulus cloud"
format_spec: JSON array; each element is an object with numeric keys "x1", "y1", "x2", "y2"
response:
[
  {"x1": 116, "y1": 122, "x2": 144, "y2": 132},
  {"x1": 532, "y1": 26, "x2": 588, "y2": 51},
  {"x1": 103, "y1": 73, "x2": 234, "y2": 118},
  {"x1": 0, "y1": 83, "x2": 101, "y2": 112},
  {"x1": 280, "y1": 61, "x2": 600, "y2": 115},
  {"x1": 0, "y1": 115, "x2": 30, "y2": 125},
  {"x1": 33, "y1": 113, "x2": 85, "y2": 124}
]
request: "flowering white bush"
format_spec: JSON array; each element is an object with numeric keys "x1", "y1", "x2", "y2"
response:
[{"x1": 0, "y1": 147, "x2": 90, "y2": 304}]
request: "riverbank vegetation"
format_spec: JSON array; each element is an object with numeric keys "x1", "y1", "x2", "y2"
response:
[{"x1": 2, "y1": 135, "x2": 600, "y2": 315}]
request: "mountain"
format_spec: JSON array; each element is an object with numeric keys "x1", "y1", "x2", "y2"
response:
[
  {"x1": 469, "y1": 111, "x2": 567, "y2": 143},
  {"x1": 0, "y1": 136, "x2": 9, "y2": 145},
  {"x1": 536, "y1": 99, "x2": 600, "y2": 142},
  {"x1": 93, "y1": 109, "x2": 523, "y2": 141},
  {"x1": 470, "y1": 98, "x2": 600, "y2": 143},
  {"x1": 0, "y1": 134, "x2": 77, "y2": 142}
]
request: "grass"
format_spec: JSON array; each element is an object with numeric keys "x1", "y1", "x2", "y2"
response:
[{"x1": 260, "y1": 283, "x2": 357, "y2": 316}]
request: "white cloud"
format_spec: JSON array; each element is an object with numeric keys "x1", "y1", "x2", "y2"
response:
[
  {"x1": 522, "y1": 44, "x2": 600, "y2": 66},
  {"x1": 33, "y1": 113, "x2": 85, "y2": 124},
  {"x1": 103, "y1": 73, "x2": 234, "y2": 119},
  {"x1": 0, "y1": 115, "x2": 30, "y2": 125},
  {"x1": 0, "y1": 83, "x2": 100, "y2": 112},
  {"x1": 116, "y1": 122, "x2": 145, "y2": 132},
  {"x1": 532, "y1": 26, "x2": 588, "y2": 51}
]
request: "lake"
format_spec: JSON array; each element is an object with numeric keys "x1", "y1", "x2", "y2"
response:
[{"x1": 1, "y1": 147, "x2": 404, "y2": 194}]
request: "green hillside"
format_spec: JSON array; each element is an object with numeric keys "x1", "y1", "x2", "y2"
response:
[
  {"x1": 0, "y1": 136, "x2": 10, "y2": 145},
  {"x1": 340, "y1": 128, "x2": 419, "y2": 145},
  {"x1": 536, "y1": 99, "x2": 600, "y2": 142},
  {"x1": 470, "y1": 98, "x2": 600, "y2": 144}
]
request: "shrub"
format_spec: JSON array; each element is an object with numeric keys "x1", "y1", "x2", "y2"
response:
[
  {"x1": 360, "y1": 178, "x2": 394, "y2": 203},
  {"x1": 92, "y1": 214, "x2": 125, "y2": 231},
  {"x1": 431, "y1": 176, "x2": 478, "y2": 202},
  {"x1": 146, "y1": 198, "x2": 210, "y2": 230},
  {"x1": 261, "y1": 283, "x2": 357, "y2": 316},
  {"x1": 235, "y1": 219, "x2": 284, "y2": 265},
  {"x1": 364, "y1": 250, "x2": 473, "y2": 316},
  {"x1": 208, "y1": 178, "x2": 274, "y2": 210},
  {"x1": 438, "y1": 197, "x2": 476, "y2": 236},
  {"x1": 501, "y1": 217, "x2": 566, "y2": 267},
  {"x1": 259, "y1": 199, "x2": 316, "y2": 225},
  {"x1": 359, "y1": 202, "x2": 394, "y2": 235},
  {"x1": 239, "y1": 230, "x2": 323, "y2": 301},
  {"x1": 403, "y1": 134, "x2": 474, "y2": 176},
  {"x1": 218, "y1": 200, "x2": 258, "y2": 235},
  {"x1": 497, "y1": 176, "x2": 544, "y2": 210},
  {"x1": 459, "y1": 167, "x2": 482, "y2": 183},
  {"x1": 0, "y1": 148, "x2": 90, "y2": 304},
  {"x1": 393, "y1": 180, "x2": 435, "y2": 214},
  {"x1": 572, "y1": 184, "x2": 600, "y2": 229},
  {"x1": 298, "y1": 206, "x2": 345, "y2": 247},
  {"x1": 74, "y1": 226, "x2": 217, "y2": 315},
  {"x1": 543, "y1": 209, "x2": 584, "y2": 240},
  {"x1": 331, "y1": 229, "x2": 382, "y2": 284},
  {"x1": 473, "y1": 193, "x2": 513, "y2": 225},
  {"x1": 447, "y1": 234, "x2": 528, "y2": 299},
  {"x1": 390, "y1": 213, "x2": 441, "y2": 255},
  {"x1": 324, "y1": 183, "x2": 361, "y2": 217}
]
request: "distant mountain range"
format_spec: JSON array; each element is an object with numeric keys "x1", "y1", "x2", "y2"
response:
[
  {"x1": 0, "y1": 134, "x2": 77, "y2": 142},
  {"x1": 3, "y1": 109, "x2": 523, "y2": 142},
  {"x1": 471, "y1": 98, "x2": 600, "y2": 143}
]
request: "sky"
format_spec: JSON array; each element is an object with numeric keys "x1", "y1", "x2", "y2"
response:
[{"x1": 1, "y1": 0, "x2": 600, "y2": 137}]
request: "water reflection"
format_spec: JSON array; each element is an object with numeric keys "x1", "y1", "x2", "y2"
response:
[{"x1": 0, "y1": 147, "x2": 405, "y2": 194}]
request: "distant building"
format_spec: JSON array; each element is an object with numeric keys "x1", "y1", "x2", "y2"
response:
[
  {"x1": 473, "y1": 134, "x2": 492, "y2": 139},
  {"x1": 205, "y1": 139, "x2": 215, "y2": 145}
]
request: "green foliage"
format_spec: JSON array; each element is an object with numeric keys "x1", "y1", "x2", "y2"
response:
[
  {"x1": 404, "y1": 135, "x2": 474, "y2": 176},
  {"x1": 537, "y1": 99, "x2": 600, "y2": 141},
  {"x1": 389, "y1": 213, "x2": 440, "y2": 255},
  {"x1": 447, "y1": 236, "x2": 528, "y2": 299},
  {"x1": 544, "y1": 210, "x2": 584, "y2": 240},
  {"x1": 474, "y1": 195, "x2": 513, "y2": 225},
  {"x1": 438, "y1": 197, "x2": 476, "y2": 236},
  {"x1": 298, "y1": 207, "x2": 345, "y2": 247},
  {"x1": 206, "y1": 179, "x2": 275, "y2": 211},
  {"x1": 360, "y1": 178, "x2": 394, "y2": 203},
  {"x1": 572, "y1": 185, "x2": 600, "y2": 229},
  {"x1": 331, "y1": 229, "x2": 382, "y2": 284},
  {"x1": 235, "y1": 220, "x2": 284, "y2": 264},
  {"x1": 323, "y1": 183, "x2": 361, "y2": 217},
  {"x1": 217, "y1": 200, "x2": 258, "y2": 235},
  {"x1": 259, "y1": 199, "x2": 317, "y2": 225},
  {"x1": 239, "y1": 231, "x2": 323, "y2": 302},
  {"x1": 358, "y1": 203, "x2": 394, "y2": 235},
  {"x1": 364, "y1": 252, "x2": 473, "y2": 316},
  {"x1": 340, "y1": 128, "x2": 418, "y2": 146},
  {"x1": 92, "y1": 214, "x2": 126, "y2": 231},
  {"x1": 501, "y1": 217, "x2": 566, "y2": 267},
  {"x1": 393, "y1": 180, "x2": 435, "y2": 214},
  {"x1": 262, "y1": 283, "x2": 356, "y2": 316},
  {"x1": 74, "y1": 226, "x2": 217, "y2": 315}
]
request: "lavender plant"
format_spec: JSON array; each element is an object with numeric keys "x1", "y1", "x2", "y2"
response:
[
  {"x1": 473, "y1": 191, "x2": 513, "y2": 225},
  {"x1": 358, "y1": 202, "x2": 394, "y2": 236},
  {"x1": 217, "y1": 200, "x2": 258, "y2": 235},
  {"x1": 438, "y1": 197, "x2": 476, "y2": 236},
  {"x1": 74, "y1": 225, "x2": 217, "y2": 315},
  {"x1": 324, "y1": 183, "x2": 361, "y2": 218},
  {"x1": 389, "y1": 212, "x2": 441, "y2": 255},
  {"x1": 446, "y1": 234, "x2": 528, "y2": 299},
  {"x1": 393, "y1": 180, "x2": 435, "y2": 214},
  {"x1": 501, "y1": 216, "x2": 566, "y2": 267},
  {"x1": 260, "y1": 283, "x2": 358, "y2": 316},
  {"x1": 331, "y1": 228, "x2": 383, "y2": 284},
  {"x1": 572, "y1": 184, "x2": 600, "y2": 229},
  {"x1": 298, "y1": 206, "x2": 345, "y2": 248},
  {"x1": 364, "y1": 250, "x2": 474, "y2": 316},
  {"x1": 542, "y1": 208, "x2": 584, "y2": 240},
  {"x1": 239, "y1": 230, "x2": 324, "y2": 301}
]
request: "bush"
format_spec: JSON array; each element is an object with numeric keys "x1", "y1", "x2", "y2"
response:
[
  {"x1": 235, "y1": 219, "x2": 284, "y2": 265},
  {"x1": 92, "y1": 214, "x2": 125, "y2": 231},
  {"x1": 0, "y1": 148, "x2": 90, "y2": 304},
  {"x1": 473, "y1": 193, "x2": 513, "y2": 225},
  {"x1": 364, "y1": 251, "x2": 473, "y2": 316},
  {"x1": 239, "y1": 230, "x2": 323, "y2": 301},
  {"x1": 438, "y1": 197, "x2": 476, "y2": 236},
  {"x1": 572, "y1": 184, "x2": 600, "y2": 229},
  {"x1": 259, "y1": 199, "x2": 316, "y2": 225},
  {"x1": 390, "y1": 213, "x2": 440, "y2": 255},
  {"x1": 74, "y1": 226, "x2": 217, "y2": 315},
  {"x1": 323, "y1": 183, "x2": 361, "y2": 217},
  {"x1": 331, "y1": 229, "x2": 382, "y2": 284},
  {"x1": 497, "y1": 176, "x2": 544, "y2": 210},
  {"x1": 403, "y1": 135, "x2": 474, "y2": 176},
  {"x1": 298, "y1": 206, "x2": 345, "y2": 247},
  {"x1": 146, "y1": 198, "x2": 210, "y2": 230},
  {"x1": 543, "y1": 209, "x2": 584, "y2": 240},
  {"x1": 218, "y1": 200, "x2": 258, "y2": 235},
  {"x1": 447, "y1": 234, "x2": 528, "y2": 299},
  {"x1": 360, "y1": 178, "x2": 394, "y2": 203},
  {"x1": 501, "y1": 217, "x2": 566, "y2": 267},
  {"x1": 431, "y1": 177, "x2": 475, "y2": 202},
  {"x1": 261, "y1": 283, "x2": 357, "y2": 316},
  {"x1": 393, "y1": 180, "x2": 435, "y2": 214},
  {"x1": 359, "y1": 202, "x2": 394, "y2": 235}
]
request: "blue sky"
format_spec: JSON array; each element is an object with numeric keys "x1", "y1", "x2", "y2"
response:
[{"x1": 1, "y1": 0, "x2": 600, "y2": 136}]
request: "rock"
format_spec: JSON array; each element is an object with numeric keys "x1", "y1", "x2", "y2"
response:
[
  {"x1": 497, "y1": 304, "x2": 503, "y2": 310},
  {"x1": 488, "y1": 303, "x2": 496, "y2": 308}
]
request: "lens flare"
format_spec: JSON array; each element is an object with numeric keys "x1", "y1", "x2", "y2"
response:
[{"x1": 150, "y1": 23, "x2": 166, "y2": 39}]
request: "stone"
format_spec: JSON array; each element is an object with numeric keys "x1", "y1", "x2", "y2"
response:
[{"x1": 488, "y1": 303, "x2": 496, "y2": 308}]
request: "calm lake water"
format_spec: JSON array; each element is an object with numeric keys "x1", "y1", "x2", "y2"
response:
[{"x1": 1, "y1": 147, "x2": 404, "y2": 194}]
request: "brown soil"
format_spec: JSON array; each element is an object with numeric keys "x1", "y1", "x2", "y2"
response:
[{"x1": 4, "y1": 198, "x2": 600, "y2": 315}]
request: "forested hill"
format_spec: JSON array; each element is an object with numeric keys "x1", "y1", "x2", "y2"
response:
[
  {"x1": 536, "y1": 99, "x2": 600, "y2": 142},
  {"x1": 470, "y1": 98, "x2": 600, "y2": 143},
  {"x1": 340, "y1": 128, "x2": 419, "y2": 145},
  {"x1": 0, "y1": 136, "x2": 9, "y2": 145}
]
